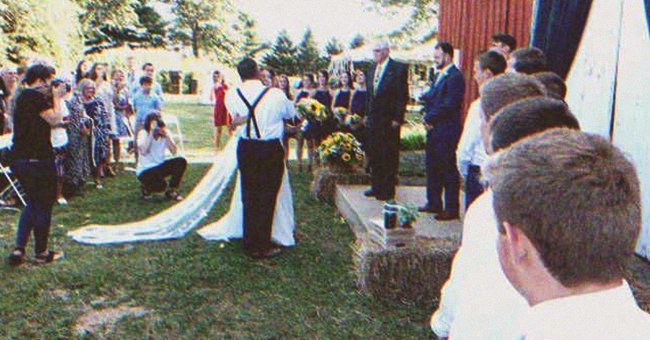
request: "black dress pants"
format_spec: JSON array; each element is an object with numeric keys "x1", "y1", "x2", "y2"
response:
[
  {"x1": 367, "y1": 122, "x2": 400, "y2": 198},
  {"x1": 137, "y1": 157, "x2": 187, "y2": 193},
  {"x1": 236, "y1": 138, "x2": 284, "y2": 254}
]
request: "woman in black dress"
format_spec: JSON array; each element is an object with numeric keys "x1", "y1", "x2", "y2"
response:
[
  {"x1": 349, "y1": 70, "x2": 369, "y2": 146},
  {"x1": 295, "y1": 73, "x2": 315, "y2": 171}
]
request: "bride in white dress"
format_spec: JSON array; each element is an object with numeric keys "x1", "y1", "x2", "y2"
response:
[{"x1": 197, "y1": 137, "x2": 296, "y2": 247}]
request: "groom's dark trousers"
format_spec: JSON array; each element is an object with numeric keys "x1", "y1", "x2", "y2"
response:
[{"x1": 237, "y1": 138, "x2": 284, "y2": 254}]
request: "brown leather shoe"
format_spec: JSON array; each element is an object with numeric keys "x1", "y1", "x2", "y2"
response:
[{"x1": 435, "y1": 211, "x2": 460, "y2": 221}]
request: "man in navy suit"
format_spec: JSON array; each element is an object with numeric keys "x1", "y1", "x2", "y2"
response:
[
  {"x1": 364, "y1": 41, "x2": 409, "y2": 201},
  {"x1": 419, "y1": 42, "x2": 465, "y2": 221}
]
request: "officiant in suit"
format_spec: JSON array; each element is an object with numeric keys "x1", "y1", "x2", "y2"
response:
[
  {"x1": 419, "y1": 42, "x2": 465, "y2": 221},
  {"x1": 364, "y1": 41, "x2": 409, "y2": 201}
]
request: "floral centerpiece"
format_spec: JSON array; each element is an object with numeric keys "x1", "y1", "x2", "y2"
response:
[
  {"x1": 317, "y1": 132, "x2": 364, "y2": 170},
  {"x1": 296, "y1": 98, "x2": 329, "y2": 123}
]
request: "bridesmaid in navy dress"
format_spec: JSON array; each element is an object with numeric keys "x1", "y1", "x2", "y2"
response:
[
  {"x1": 295, "y1": 73, "x2": 315, "y2": 171},
  {"x1": 350, "y1": 70, "x2": 368, "y2": 147},
  {"x1": 313, "y1": 70, "x2": 334, "y2": 140},
  {"x1": 332, "y1": 71, "x2": 353, "y2": 132}
]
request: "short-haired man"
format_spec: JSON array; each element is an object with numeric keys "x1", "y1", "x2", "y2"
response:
[
  {"x1": 364, "y1": 40, "x2": 409, "y2": 201},
  {"x1": 418, "y1": 41, "x2": 465, "y2": 221},
  {"x1": 490, "y1": 32, "x2": 517, "y2": 55},
  {"x1": 131, "y1": 62, "x2": 164, "y2": 100},
  {"x1": 456, "y1": 50, "x2": 506, "y2": 209},
  {"x1": 225, "y1": 58, "x2": 298, "y2": 259},
  {"x1": 488, "y1": 128, "x2": 650, "y2": 339},
  {"x1": 431, "y1": 97, "x2": 580, "y2": 340},
  {"x1": 532, "y1": 71, "x2": 567, "y2": 100},
  {"x1": 508, "y1": 47, "x2": 548, "y2": 74}
]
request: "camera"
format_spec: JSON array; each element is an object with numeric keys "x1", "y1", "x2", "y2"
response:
[{"x1": 51, "y1": 78, "x2": 72, "y2": 93}]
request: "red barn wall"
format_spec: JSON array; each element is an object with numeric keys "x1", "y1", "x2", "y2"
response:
[{"x1": 438, "y1": 0, "x2": 535, "y2": 119}]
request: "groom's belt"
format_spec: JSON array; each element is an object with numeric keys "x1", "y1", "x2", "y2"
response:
[{"x1": 239, "y1": 138, "x2": 281, "y2": 144}]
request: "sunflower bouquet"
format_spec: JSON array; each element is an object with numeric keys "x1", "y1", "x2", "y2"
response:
[
  {"x1": 332, "y1": 106, "x2": 349, "y2": 124},
  {"x1": 296, "y1": 98, "x2": 329, "y2": 123},
  {"x1": 317, "y1": 132, "x2": 364, "y2": 168},
  {"x1": 343, "y1": 113, "x2": 362, "y2": 129}
]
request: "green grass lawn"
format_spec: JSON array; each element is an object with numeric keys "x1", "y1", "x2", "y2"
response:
[{"x1": 0, "y1": 100, "x2": 438, "y2": 338}]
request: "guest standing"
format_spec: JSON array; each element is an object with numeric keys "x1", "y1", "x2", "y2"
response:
[
  {"x1": 63, "y1": 92, "x2": 92, "y2": 196},
  {"x1": 279, "y1": 74, "x2": 300, "y2": 163},
  {"x1": 419, "y1": 42, "x2": 465, "y2": 220},
  {"x1": 295, "y1": 73, "x2": 315, "y2": 171},
  {"x1": 90, "y1": 63, "x2": 116, "y2": 176},
  {"x1": 364, "y1": 41, "x2": 409, "y2": 201},
  {"x1": 7, "y1": 64, "x2": 66, "y2": 266},
  {"x1": 210, "y1": 70, "x2": 230, "y2": 151},
  {"x1": 350, "y1": 70, "x2": 368, "y2": 148},
  {"x1": 111, "y1": 69, "x2": 132, "y2": 166},
  {"x1": 78, "y1": 79, "x2": 111, "y2": 189}
]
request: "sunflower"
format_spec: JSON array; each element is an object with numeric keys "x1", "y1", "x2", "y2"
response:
[
  {"x1": 355, "y1": 153, "x2": 363, "y2": 161},
  {"x1": 342, "y1": 153, "x2": 351, "y2": 162}
]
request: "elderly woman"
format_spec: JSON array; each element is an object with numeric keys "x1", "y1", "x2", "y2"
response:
[
  {"x1": 63, "y1": 88, "x2": 93, "y2": 196},
  {"x1": 77, "y1": 79, "x2": 111, "y2": 189}
]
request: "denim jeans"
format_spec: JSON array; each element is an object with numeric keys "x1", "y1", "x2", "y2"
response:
[{"x1": 10, "y1": 159, "x2": 57, "y2": 254}]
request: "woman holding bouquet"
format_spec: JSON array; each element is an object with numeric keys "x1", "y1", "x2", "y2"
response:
[
  {"x1": 332, "y1": 71, "x2": 353, "y2": 110},
  {"x1": 280, "y1": 74, "x2": 300, "y2": 164},
  {"x1": 296, "y1": 73, "x2": 316, "y2": 171},
  {"x1": 350, "y1": 70, "x2": 368, "y2": 148}
]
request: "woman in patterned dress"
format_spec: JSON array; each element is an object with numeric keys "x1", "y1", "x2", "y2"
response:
[
  {"x1": 63, "y1": 91, "x2": 92, "y2": 196},
  {"x1": 78, "y1": 79, "x2": 111, "y2": 189}
]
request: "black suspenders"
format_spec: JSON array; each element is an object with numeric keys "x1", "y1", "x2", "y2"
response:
[{"x1": 236, "y1": 87, "x2": 271, "y2": 139}]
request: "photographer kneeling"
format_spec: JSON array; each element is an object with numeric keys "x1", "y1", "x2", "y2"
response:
[{"x1": 137, "y1": 112, "x2": 187, "y2": 201}]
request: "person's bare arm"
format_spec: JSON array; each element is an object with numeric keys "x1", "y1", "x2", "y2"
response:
[{"x1": 39, "y1": 84, "x2": 65, "y2": 126}]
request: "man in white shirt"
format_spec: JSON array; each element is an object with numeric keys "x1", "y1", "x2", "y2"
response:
[
  {"x1": 225, "y1": 58, "x2": 297, "y2": 260},
  {"x1": 456, "y1": 50, "x2": 507, "y2": 209},
  {"x1": 431, "y1": 95, "x2": 581, "y2": 340},
  {"x1": 487, "y1": 128, "x2": 650, "y2": 339}
]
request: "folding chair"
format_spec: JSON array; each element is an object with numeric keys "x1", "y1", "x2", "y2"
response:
[
  {"x1": 0, "y1": 135, "x2": 26, "y2": 210},
  {"x1": 163, "y1": 114, "x2": 185, "y2": 155}
]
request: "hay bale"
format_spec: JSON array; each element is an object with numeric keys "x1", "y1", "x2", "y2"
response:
[
  {"x1": 310, "y1": 166, "x2": 370, "y2": 203},
  {"x1": 354, "y1": 240, "x2": 457, "y2": 302}
]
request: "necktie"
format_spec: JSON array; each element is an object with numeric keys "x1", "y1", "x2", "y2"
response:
[{"x1": 374, "y1": 64, "x2": 382, "y2": 91}]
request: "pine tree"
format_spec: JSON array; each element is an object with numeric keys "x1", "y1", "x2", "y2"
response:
[
  {"x1": 296, "y1": 28, "x2": 327, "y2": 74},
  {"x1": 325, "y1": 37, "x2": 344, "y2": 57},
  {"x1": 261, "y1": 30, "x2": 299, "y2": 75},
  {"x1": 349, "y1": 33, "x2": 365, "y2": 49}
]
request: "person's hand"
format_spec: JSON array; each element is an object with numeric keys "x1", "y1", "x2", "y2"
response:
[
  {"x1": 52, "y1": 83, "x2": 66, "y2": 99},
  {"x1": 424, "y1": 122, "x2": 433, "y2": 131},
  {"x1": 391, "y1": 120, "x2": 400, "y2": 129}
]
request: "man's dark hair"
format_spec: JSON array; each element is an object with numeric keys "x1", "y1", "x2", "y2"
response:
[
  {"x1": 488, "y1": 129, "x2": 641, "y2": 287},
  {"x1": 237, "y1": 58, "x2": 259, "y2": 81},
  {"x1": 478, "y1": 50, "x2": 507, "y2": 75},
  {"x1": 480, "y1": 73, "x2": 546, "y2": 119},
  {"x1": 140, "y1": 76, "x2": 153, "y2": 85},
  {"x1": 23, "y1": 64, "x2": 56, "y2": 85},
  {"x1": 491, "y1": 32, "x2": 517, "y2": 51},
  {"x1": 511, "y1": 47, "x2": 548, "y2": 74},
  {"x1": 142, "y1": 62, "x2": 154, "y2": 71},
  {"x1": 435, "y1": 41, "x2": 454, "y2": 59},
  {"x1": 533, "y1": 71, "x2": 567, "y2": 100},
  {"x1": 489, "y1": 97, "x2": 580, "y2": 152}
]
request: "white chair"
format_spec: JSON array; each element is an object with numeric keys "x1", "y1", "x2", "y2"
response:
[
  {"x1": 0, "y1": 134, "x2": 27, "y2": 209},
  {"x1": 163, "y1": 114, "x2": 185, "y2": 155}
]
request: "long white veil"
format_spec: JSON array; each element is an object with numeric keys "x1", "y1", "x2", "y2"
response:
[
  {"x1": 67, "y1": 135, "x2": 240, "y2": 245},
  {"x1": 68, "y1": 132, "x2": 296, "y2": 247}
]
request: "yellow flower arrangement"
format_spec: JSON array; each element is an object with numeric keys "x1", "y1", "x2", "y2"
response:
[
  {"x1": 296, "y1": 98, "x2": 330, "y2": 123},
  {"x1": 317, "y1": 131, "x2": 364, "y2": 168}
]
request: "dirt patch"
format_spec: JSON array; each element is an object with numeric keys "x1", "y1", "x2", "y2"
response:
[{"x1": 74, "y1": 305, "x2": 150, "y2": 336}]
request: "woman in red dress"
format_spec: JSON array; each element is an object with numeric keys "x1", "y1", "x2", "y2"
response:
[{"x1": 210, "y1": 70, "x2": 230, "y2": 151}]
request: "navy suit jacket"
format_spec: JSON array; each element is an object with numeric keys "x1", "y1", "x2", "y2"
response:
[{"x1": 421, "y1": 65, "x2": 465, "y2": 146}]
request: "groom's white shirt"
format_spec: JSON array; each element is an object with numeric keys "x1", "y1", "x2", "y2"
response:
[
  {"x1": 225, "y1": 80, "x2": 297, "y2": 140},
  {"x1": 431, "y1": 189, "x2": 528, "y2": 339}
]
